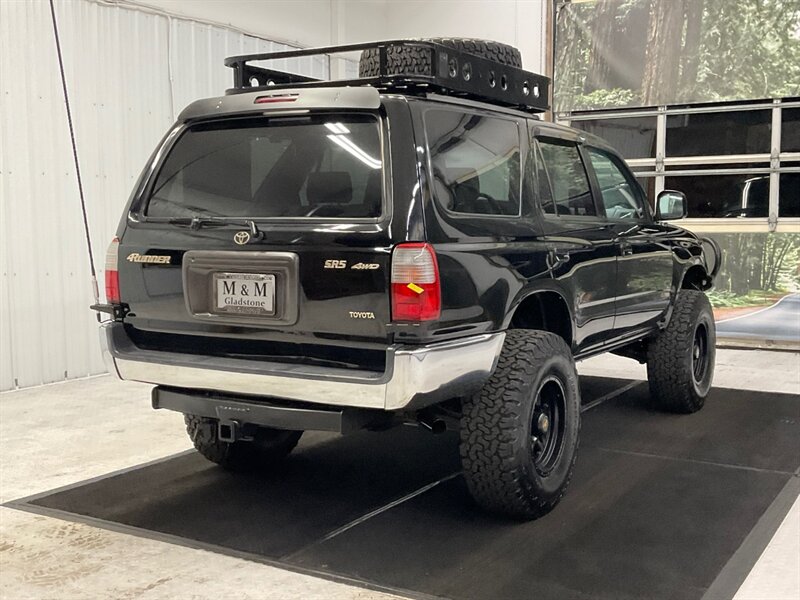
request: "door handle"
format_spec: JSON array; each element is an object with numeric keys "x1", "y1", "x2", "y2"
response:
[{"x1": 619, "y1": 242, "x2": 634, "y2": 256}]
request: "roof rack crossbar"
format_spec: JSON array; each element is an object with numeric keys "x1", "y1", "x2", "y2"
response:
[{"x1": 224, "y1": 40, "x2": 550, "y2": 113}]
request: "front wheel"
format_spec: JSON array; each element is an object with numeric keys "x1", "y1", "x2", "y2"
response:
[
  {"x1": 460, "y1": 330, "x2": 581, "y2": 520},
  {"x1": 646, "y1": 290, "x2": 716, "y2": 413},
  {"x1": 184, "y1": 415, "x2": 302, "y2": 471}
]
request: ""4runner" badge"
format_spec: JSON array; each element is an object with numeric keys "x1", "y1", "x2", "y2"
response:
[{"x1": 127, "y1": 253, "x2": 171, "y2": 264}]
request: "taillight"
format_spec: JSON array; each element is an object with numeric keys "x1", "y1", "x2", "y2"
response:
[
  {"x1": 391, "y1": 243, "x2": 441, "y2": 321},
  {"x1": 105, "y1": 237, "x2": 120, "y2": 303}
]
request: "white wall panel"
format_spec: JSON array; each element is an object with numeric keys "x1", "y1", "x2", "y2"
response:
[
  {"x1": 0, "y1": 0, "x2": 324, "y2": 391},
  {"x1": 134, "y1": 0, "x2": 338, "y2": 48}
]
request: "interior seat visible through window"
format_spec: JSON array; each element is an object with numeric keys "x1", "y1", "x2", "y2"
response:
[{"x1": 425, "y1": 108, "x2": 522, "y2": 217}]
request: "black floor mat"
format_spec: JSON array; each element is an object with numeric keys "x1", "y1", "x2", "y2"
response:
[{"x1": 11, "y1": 377, "x2": 799, "y2": 600}]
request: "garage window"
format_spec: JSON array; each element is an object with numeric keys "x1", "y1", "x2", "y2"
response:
[
  {"x1": 664, "y1": 167, "x2": 771, "y2": 218},
  {"x1": 666, "y1": 110, "x2": 772, "y2": 157},
  {"x1": 574, "y1": 116, "x2": 656, "y2": 160},
  {"x1": 567, "y1": 101, "x2": 800, "y2": 222}
]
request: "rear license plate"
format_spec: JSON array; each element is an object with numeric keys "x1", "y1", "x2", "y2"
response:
[{"x1": 213, "y1": 272, "x2": 276, "y2": 316}]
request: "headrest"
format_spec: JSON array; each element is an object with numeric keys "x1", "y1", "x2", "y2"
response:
[
  {"x1": 307, "y1": 172, "x2": 353, "y2": 205},
  {"x1": 452, "y1": 172, "x2": 480, "y2": 211}
]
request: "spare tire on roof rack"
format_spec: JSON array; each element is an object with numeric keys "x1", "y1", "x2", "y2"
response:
[
  {"x1": 223, "y1": 39, "x2": 548, "y2": 112},
  {"x1": 358, "y1": 37, "x2": 523, "y2": 77}
]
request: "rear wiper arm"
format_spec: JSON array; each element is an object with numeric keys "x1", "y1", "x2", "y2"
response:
[{"x1": 168, "y1": 217, "x2": 264, "y2": 240}]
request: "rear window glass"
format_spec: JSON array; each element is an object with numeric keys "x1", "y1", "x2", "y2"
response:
[
  {"x1": 424, "y1": 109, "x2": 521, "y2": 216},
  {"x1": 145, "y1": 115, "x2": 383, "y2": 219}
]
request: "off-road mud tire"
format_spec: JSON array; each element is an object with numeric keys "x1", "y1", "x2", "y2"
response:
[
  {"x1": 646, "y1": 290, "x2": 716, "y2": 413},
  {"x1": 460, "y1": 330, "x2": 581, "y2": 520},
  {"x1": 358, "y1": 37, "x2": 523, "y2": 77}
]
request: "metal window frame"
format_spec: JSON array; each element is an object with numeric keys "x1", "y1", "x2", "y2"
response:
[
  {"x1": 557, "y1": 98, "x2": 800, "y2": 229},
  {"x1": 770, "y1": 100, "x2": 781, "y2": 228},
  {"x1": 559, "y1": 99, "x2": 800, "y2": 121}
]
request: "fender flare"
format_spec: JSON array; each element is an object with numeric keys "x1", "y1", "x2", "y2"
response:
[
  {"x1": 502, "y1": 282, "x2": 576, "y2": 348},
  {"x1": 698, "y1": 235, "x2": 722, "y2": 280}
]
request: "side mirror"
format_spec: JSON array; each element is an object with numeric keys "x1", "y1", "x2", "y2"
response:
[{"x1": 655, "y1": 190, "x2": 688, "y2": 220}]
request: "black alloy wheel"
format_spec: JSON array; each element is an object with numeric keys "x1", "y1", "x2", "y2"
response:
[
  {"x1": 531, "y1": 376, "x2": 567, "y2": 476},
  {"x1": 692, "y1": 323, "x2": 710, "y2": 384},
  {"x1": 461, "y1": 329, "x2": 581, "y2": 520}
]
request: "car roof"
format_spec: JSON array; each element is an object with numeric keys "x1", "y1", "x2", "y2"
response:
[{"x1": 176, "y1": 87, "x2": 619, "y2": 157}]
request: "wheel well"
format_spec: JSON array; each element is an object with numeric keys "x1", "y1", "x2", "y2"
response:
[
  {"x1": 510, "y1": 292, "x2": 572, "y2": 348},
  {"x1": 682, "y1": 265, "x2": 711, "y2": 291}
]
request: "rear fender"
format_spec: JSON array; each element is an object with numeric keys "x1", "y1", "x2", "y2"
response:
[{"x1": 504, "y1": 283, "x2": 576, "y2": 351}]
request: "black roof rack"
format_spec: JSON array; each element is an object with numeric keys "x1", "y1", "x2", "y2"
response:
[{"x1": 223, "y1": 40, "x2": 550, "y2": 113}]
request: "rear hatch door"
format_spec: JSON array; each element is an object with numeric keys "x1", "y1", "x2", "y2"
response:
[{"x1": 118, "y1": 111, "x2": 394, "y2": 346}]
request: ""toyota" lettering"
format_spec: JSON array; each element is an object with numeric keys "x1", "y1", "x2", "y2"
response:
[{"x1": 349, "y1": 311, "x2": 376, "y2": 319}]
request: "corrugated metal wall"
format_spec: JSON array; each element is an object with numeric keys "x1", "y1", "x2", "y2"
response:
[{"x1": 0, "y1": 0, "x2": 327, "y2": 391}]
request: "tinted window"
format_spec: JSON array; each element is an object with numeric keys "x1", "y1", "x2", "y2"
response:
[
  {"x1": 587, "y1": 148, "x2": 645, "y2": 220},
  {"x1": 537, "y1": 140, "x2": 596, "y2": 216},
  {"x1": 666, "y1": 110, "x2": 771, "y2": 156},
  {"x1": 782, "y1": 108, "x2": 800, "y2": 153},
  {"x1": 533, "y1": 142, "x2": 556, "y2": 214},
  {"x1": 146, "y1": 115, "x2": 382, "y2": 219},
  {"x1": 573, "y1": 117, "x2": 657, "y2": 159},
  {"x1": 664, "y1": 171, "x2": 770, "y2": 218},
  {"x1": 779, "y1": 173, "x2": 800, "y2": 217},
  {"x1": 425, "y1": 109, "x2": 521, "y2": 216}
]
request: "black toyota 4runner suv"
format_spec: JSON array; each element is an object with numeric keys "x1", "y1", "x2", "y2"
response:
[{"x1": 95, "y1": 39, "x2": 720, "y2": 520}]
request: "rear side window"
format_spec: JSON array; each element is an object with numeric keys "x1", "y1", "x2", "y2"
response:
[
  {"x1": 537, "y1": 140, "x2": 595, "y2": 217},
  {"x1": 145, "y1": 115, "x2": 383, "y2": 219},
  {"x1": 425, "y1": 109, "x2": 521, "y2": 216}
]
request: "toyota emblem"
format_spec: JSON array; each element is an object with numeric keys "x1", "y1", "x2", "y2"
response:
[{"x1": 233, "y1": 231, "x2": 251, "y2": 245}]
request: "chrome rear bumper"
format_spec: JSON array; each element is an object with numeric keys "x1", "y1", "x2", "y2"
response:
[{"x1": 99, "y1": 323, "x2": 504, "y2": 411}]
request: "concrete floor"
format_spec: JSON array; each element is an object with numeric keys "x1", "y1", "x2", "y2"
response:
[{"x1": 1, "y1": 349, "x2": 798, "y2": 600}]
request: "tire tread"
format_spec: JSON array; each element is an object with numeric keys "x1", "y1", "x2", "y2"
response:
[
  {"x1": 646, "y1": 290, "x2": 715, "y2": 413},
  {"x1": 460, "y1": 330, "x2": 579, "y2": 520},
  {"x1": 358, "y1": 38, "x2": 522, "y2": 78}
]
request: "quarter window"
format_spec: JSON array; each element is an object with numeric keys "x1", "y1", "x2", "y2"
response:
[
  {"x1": 537, "y1": 140, "x2": 596, "y2": 217},
  {"x1": 586, "y1": 148, "x2": 645, "y2": 220},
  {"x1": 425, "y1": 109, "x2": 521, "y2": 216}
]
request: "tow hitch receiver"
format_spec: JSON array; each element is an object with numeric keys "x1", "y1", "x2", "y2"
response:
[{"x1": 217, "y1": 420, "x2": 241, "y2": 443}]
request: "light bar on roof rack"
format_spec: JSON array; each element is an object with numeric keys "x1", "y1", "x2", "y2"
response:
[{"x1": 223, "y1": 40, "x2": 550, "y2": 113}]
